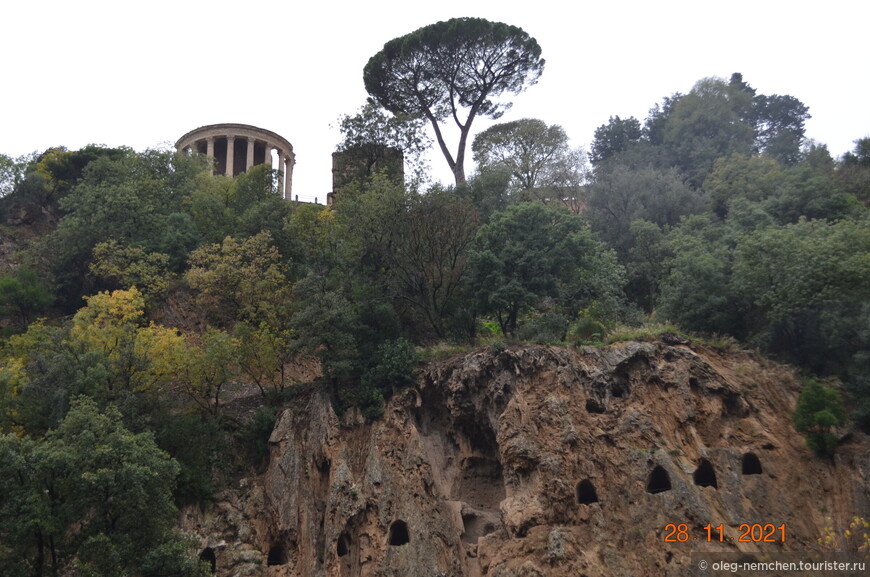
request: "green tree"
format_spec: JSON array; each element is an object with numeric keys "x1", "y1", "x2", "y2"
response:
[
  {"x1": 643, "y1": 93, "x2": 682, "y2": 146},
  {"x1": 845, "y1": 304, "x2": 870, "y2": 432},
  {"x1": 472, "y1": 118, "x2": 586, "y2": 209},
  {"x1": 185, "y1": 231, "x2": 292, "y2": 328},
  {"x1": 283, "y1": 202, "x2": 340, "y2": 275},
  {"x1": 838, "y1": 137, "x2": 870, "y2": 204},
  {"x1": 662, "y1": 77, "x2": 756, "y2": 187},
  {"x1": 588, "y1": 164, "x2": 705, "y2": 256},
  {"x1": 0, "y1": 269, "x2": 53, "y2": 328},
  {"x1": 658, "y1": 215, "x2": 744, "y2": 336},
  {"x1": 0, "y1": 398, "x2": 194, "y2": 576},
  {"x1": 173, "y1": 328, "x2": 238, "y2": 417},
  {"x1": 469, "y1": 202, "x2": 624, "y2": 336},
  {"x1": 89, "y1": 240, "x2": 172, "y2": 304},
  {"x1": 0, "y1": 152, "x2": 36, "y2": 198},
  {"x1": 237, "y1": 195, "x2": 294, "y2": 259},
  {"x1": 589, "y1": 115, "x2": 644, "y2": 165},
  {"x1": 332, "y1": 174, "x2": 479, "y2": 339},
  {"x1": 235, "y1": 322, "x2": 294, "y2": 402},
  {"x1": 359, "y1": 338, "x2": 417, "y2": 418},
  {"x1": 232, "y1": 163, "x2": 280, "y2": 214},
  {"x1": 753, "y1": 92, "x2": 811, "y2": 166},
  {"x1": 53, "y1": 399, "x2": 180, "y2": 557},
  {"x1": 729, "y1": 218, "x2": 870, "y2": 372},
  {"x1": 291, "y1": 273, "x2": 361, "y2": 399},
  {"x1": 0, "y1": 288, "x2": 190, "y2": 434},
  {"x1": 158, "y1": 212, "x2": 200, "y2": 272},
  {"x1": 794, "y1": 380, "x2": 844, "y2": 456},
  {"x1": 364, "y1": 17, "x2": 545, "y2": 185},
  {"x1": 460, "y1": 166, "x2": 512, "y2": 221},
  {"x1": 732, "y1": 219, "x2": 870, "y2": 325},
  {"x1": 30, "y1": 148, "x2": 206, "y2": 310},
  {"x1": 188, "y1": 173, "x2": 239, "y2": 244},
  {"x1": 703, "y1": 153, "x2": 783, "y2": 219},
  {"x1": 624, "y1": 219, "x2": 670, "y2": 312},
  {"x1": 335, "y1": 101, "x2": 432, "y2": 189},
  {"x1": 764, "y1": 164, "x2": 857, "y2": 224},
  {"x1": 388, "y1": 186, "x2": 479, "y2": 339}
]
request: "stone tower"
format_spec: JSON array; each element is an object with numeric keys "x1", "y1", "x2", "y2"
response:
[{"x1": 329, "y1": 144, "x2": 404, "y2": 205}]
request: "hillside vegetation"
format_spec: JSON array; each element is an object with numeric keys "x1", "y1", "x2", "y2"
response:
[{"x1": 0, "y1": 67, "x2": 869, "y2": 575}]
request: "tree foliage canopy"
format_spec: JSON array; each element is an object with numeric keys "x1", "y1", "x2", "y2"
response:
[
  {"x1": 472, "y1": 118, "x2": 586, "y2": 208},
  {"x1": 335, "y1": 101, "x2": 432, "y2": 189},
  {"x1": 469, "y1": 202, "x2": 624, "y2": 336},
  {"x1": 0, "y1": 398, "x2": 204, "y2": 577},
  {"x1": 364, "y1": 17, "x2": 544, "y2": 185}
]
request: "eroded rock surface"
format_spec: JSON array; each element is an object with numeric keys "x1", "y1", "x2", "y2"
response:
[{"x1": 183, "y1": 342, "x2": 870, "y2": 576}]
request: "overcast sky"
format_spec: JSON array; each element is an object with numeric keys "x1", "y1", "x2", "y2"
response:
[{"x1": 2, "y1": 0, "x2": 868, "y2": 202}]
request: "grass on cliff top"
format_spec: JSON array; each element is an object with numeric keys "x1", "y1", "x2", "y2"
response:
[
  {"x1": 416, "y1": 323, "x2": 743, "y2": 361},
  {"x1": 604, "y1": 322, "x2": 684, "y2": 344},
  {"x1": 604, "y1": 322, "x2": 741, "y2": 350},
  {"x1": 417, "y1": 341, "x2": 476, "y2": 362}
]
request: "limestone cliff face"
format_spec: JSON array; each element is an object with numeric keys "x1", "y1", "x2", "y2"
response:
[{"x1": 184, "y1": 342, "x2": 870, "y2": 577}]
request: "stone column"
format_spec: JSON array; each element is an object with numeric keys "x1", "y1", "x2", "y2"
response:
[
  {"x1": 206, "y1": 137, "x2": 215, "y2": 175},
  {"x1": 275, "y1": 148, "x2": 284, "y2": 197},
  {"x1": 226, "y1": 136, "x2": 235, "y2": 177},
  {"x1": 263, "y1": 143, "x2": 271, "y2": 169},
  {"x1": 246, "y1": 137, "x2": 255, "y2": 171},
  {"x1": 282, "y1": 155, "x2": 291, "y2": 198},
  {"x1": 284, "y1": 155, "x2": 296, "y2": 199}
]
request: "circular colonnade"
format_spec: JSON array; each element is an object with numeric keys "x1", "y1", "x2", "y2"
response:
[{"x1": 176, "y1": 123, "x2": 295, "y2": 198}]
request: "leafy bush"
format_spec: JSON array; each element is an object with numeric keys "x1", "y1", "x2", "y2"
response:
[
  {"x1": 152, "y1": 411, "x2": 220, "y2": 505},
  {"x1": 518, "y1": 311, "x2": 569, "y2": 344},
  {"x1": 479, "y1": 320, "x2": 502, "y2": 337},
  {"x1": 139, "y1": 534, "x2": 212, "y2": 577},
  {"x1": 0, "y1": 268, "x2": 52, "y2": 329},
  {"x1": 358, "y1": 338, "x2": 417, "y2": 418},
  {"x1": 236, "y1": 406, "x2": 278, "y2": 469},
  {"x1": 567, "y1": 311, "x2": 608, "y2": 344},
  {"x1": 793, "y1": 380, "x2": 845, "y2": 456}
]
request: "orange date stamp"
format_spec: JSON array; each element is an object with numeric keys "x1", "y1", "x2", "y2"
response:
[{"x1": 663, "y1": 523, "x2": 787, "y2": 543}]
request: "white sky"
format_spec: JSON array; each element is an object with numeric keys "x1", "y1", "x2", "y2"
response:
[{"x1": 2, "y1": 0, "x2": 868, "y2": 202}]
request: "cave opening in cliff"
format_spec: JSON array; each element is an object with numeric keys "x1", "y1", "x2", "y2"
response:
[
  {"x1": 199, "y1": 548, "x2": 216, "y2": 573},
  {"x1": 646, "y1": 466, "x2": 672, "y2": 493},
  {"x1": 742, "y1": 452, "x2": 763, "y2": 475},
  {"x1": 389, "y1": 520, "x2": 410, "y2": 546},
  {"x1": 576, "y1": 479, "x2": 599, "y2": 504},
  {"x1": 693, "y1": 458, "x2": 718, "y2": 488},
  {"x1": 585, "y1": 398, "x2": 605, "y2": 413},
  {"x1": 337, "y1": 532, "x2": 351, "y2": 557},
  {"x1": 267, "y1": 543, "x2": 288, "y2": 566}
]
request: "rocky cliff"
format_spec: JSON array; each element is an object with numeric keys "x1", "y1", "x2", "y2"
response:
[{"x1": 183, "y1": 341, "x2": 870, "y2": 576}]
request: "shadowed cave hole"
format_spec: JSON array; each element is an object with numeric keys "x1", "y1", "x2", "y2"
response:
[
  {"x1": 453, "y1": 420, "x2": 506, "y2": 510},
  {"x1": 267, "y1": 543, "x2": 288, "y2": 566},
  {"x1": 389, "y1": 520, "x2": 410, "y2": 546},
  {"x1": 199, "y1": 548, "x2": 216, "y2": 573},
  {"x1": 337, "y1": 532, "x2": 351, "y2": 557},
  {"x1": 576, "y1": 479, "x2": 599, "y2": 504},
  {"x1": 646, "y1": 466, "x2": 672, "y2": 494},
  {"x1": 742, "y1": 452, "x2": 763, "y2": 475},
  {"x1": 723, "y1": 393, "x2": 748, "y2": 417},
  {"x1": 585, "y1": 398, "x2": 605, "y2": 414},
  {"x1": 317, "y1": 458, "x2": 331, "y2": 476},
  {"x1": 693, "y1": 459, "x2": 718, "y2": 488},
  {"x1": 461, "y1": 509, "x2": 498, "y2": 544}
]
